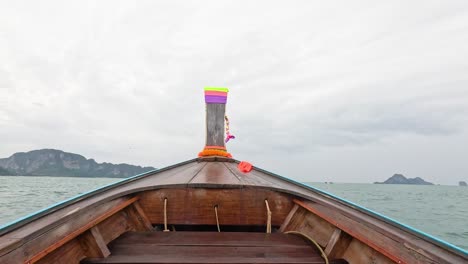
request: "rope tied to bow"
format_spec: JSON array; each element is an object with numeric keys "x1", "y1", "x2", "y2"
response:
[
  {"x1": 163, "y1": 198, "x2": 169, "y2": 232},
  {"x1": 265, "y1": 200, "x2": 272, "y2": 233}
]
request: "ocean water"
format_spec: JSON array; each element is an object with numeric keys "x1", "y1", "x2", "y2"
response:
[{"x1": 0, "y1": 176, "x2": 466, "y2": 250}]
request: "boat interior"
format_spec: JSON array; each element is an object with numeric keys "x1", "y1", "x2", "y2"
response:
[{"x1": 1, "y1": 158, "x2": 465, "y2": 264}]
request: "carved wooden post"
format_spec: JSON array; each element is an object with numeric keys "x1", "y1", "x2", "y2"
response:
[{"x1": 198, "y1": 87, "x2": 232, "y2": 158}]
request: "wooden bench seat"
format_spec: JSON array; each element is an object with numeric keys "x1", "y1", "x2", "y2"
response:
[{"x1": 82, "y1": 231, "x2": 346, "y2": 264}]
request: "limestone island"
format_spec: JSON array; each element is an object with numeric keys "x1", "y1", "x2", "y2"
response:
[
  {"x1": 459, "y1": 181, "x2": 467, "y2": 187},
  {"x1": 374, "y1": 174, "x2": 434, "y2": 185},
  {"x1": 0, "y1": 149, "x2": 155, "y2": 178}
]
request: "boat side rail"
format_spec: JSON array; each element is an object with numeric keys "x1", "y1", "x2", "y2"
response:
[
  {"x1": 279, "y1": 198, "x2": 467, "y2": 264},
  {"x1": 0, "y1": 195, "x2": 153, "y2": 264}
]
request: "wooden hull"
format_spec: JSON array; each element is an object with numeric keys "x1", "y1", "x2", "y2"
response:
[{"x1": 0, "y1": 158, "x2": 466, "y2": 264}]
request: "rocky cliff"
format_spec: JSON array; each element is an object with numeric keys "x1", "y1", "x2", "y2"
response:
[
  {"x1": 0, "y1": 149, "x2": 155, "y2": 178},
  {"x1": 374, "y1": 174, "x2": 434, "y2": 185}
]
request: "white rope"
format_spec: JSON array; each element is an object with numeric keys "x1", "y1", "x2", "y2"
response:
[
  {"x1": 214, "y1": 205, "x2": 221, "y2": 232},
  {"x1": 265, "y1": 200, "x2": 272, "y2": 233},
  {"x1": 163, "y1": 198, "x2": 169, "y2": 232}
]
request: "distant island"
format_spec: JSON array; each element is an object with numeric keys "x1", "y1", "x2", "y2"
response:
[
  {"x1": 459, "y1": 181, "x2": 467, "y2": 187},
  {"x1": 0, "y1": 149, "x2": 156, "y2": 178},
  {"x1": 374, "y1": 174, "x2": 434, "y2": 185}
]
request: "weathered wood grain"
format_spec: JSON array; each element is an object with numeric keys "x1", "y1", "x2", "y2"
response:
[
  {"x1": 83, "y1": 231, "x2": 328, "y2": 264},
  {"x1": 131, "y1": 201, "x2": 153, "y2": 230},
  {"x1": 279, "y1": 204, "x2": 299, "y2": 232},
  {"x1": 84, "y1": 256, "x2": 326, "y2": 264},
  {"x1": 97, "y1": 211, "x2": 134, "y2": 245},
  {"x1": 343, "y1": 239, "x2": 394, "y2": 264},
  {"x1": 138, "y1": 188, "x2": 294, "y2": 226},
  {"x1": 0, "y1": 197, "x2": 132, "y2": 263},
  {"x1": 24, "y1": 197, "x2": 137, "y2": 263},
  {"x1": 324, "y1": 229, "x2": 353, "y2": 260},
  {"x1": 294, "y1": 199, "x2": 432, "y2": 264},
  {"x1": 36, "y1": 239, "x2": 85, "y2": 264},
  {"x1": 223, "y1": 162, "x2": 277, "y2": 187},
  {"x1": 205, "y1": 103, "x2": 226, "y2": 147},
  {"x1": 111, "y1": 231, "x2": 310, "y2": 247},
  {"x1": 189, "y1": 162, "x2": 240, "y2": 186},
  {"x1": 79, "y1": 226, "x2": 110, "y2": 258},
  {"x1": 291, "y1": 209, "x2": 336, "y2": 248}
]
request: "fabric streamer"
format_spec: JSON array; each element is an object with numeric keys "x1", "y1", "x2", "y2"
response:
[
  {"x1": 204, "y1": 87, "x2": 229, "y2": 104},
  {"x1": 225, "y1": 115, "x2": 235, "y2": 143}
]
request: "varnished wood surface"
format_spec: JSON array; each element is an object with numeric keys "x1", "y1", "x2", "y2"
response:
[
  {"x1": 36, "y1": 239, "x2": 85, "y2": 264},
  {"x1": 189, "y1": 162, "x2": 240, "y2": 186},
  {"x1": 138, "y1": 188, "x2": 294, "y2": 226},
  {"x1": 0, "y1": 197, "x2": 132, "y2": 263},
  {"x1": 324, "y1": 229, "x2": 353, "y2": 260},
  {"x1": 24, "y1": 197, "x2": 138, "y2": 264},
  {"x1": 82, "y1": 231, "x2": 327, "y2": 264},
  {"x1": 294, "y1": 199, "x2": 467, "y2": 264},
  {"x1": 108, "y1": 231, "x2": 309, "y2": 247},
  {"x1": 78, "y1": 226, "x2": 110, "y2": 258}
]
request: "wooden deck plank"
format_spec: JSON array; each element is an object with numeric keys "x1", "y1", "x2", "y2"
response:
[
  {"x1": 109, "y1": 245, "x2": 319, "y2": 258},
  {"x1": 110, "y1": 232, "x2": 309, "y2": 247},
  {"x1": 133, "y1": 161, "x2": 206, "y2": 187},
  {"x1": 82, "y1": 231, "x2": 327, "y2": 264},
  {"x1": 83, "y1": 256, "x2": 325, "y2": 264},
  {"x1": 222, "y1": 162, "x2": 276, "y2": 187},
  {"x1": 189, "y1": 162, "x2": 240, "y2": 186}
]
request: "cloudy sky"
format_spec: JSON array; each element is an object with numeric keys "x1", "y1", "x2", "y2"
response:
[{"x1": 1, "y1": 1, "x2": 467, "y2": 184}]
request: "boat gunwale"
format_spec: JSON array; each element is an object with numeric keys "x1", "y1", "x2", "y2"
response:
[{"x1": 251, "y1": 164, "x2": 468, "y2": 257}]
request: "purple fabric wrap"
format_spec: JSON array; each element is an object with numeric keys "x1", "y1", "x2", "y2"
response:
[{"x1": 205, "y1": 95, "x2": 227, "y2": 104}]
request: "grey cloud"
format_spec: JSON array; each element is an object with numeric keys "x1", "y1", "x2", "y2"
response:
[{"x1": 1, "y1": 1, "x2": 468, "y2": 184}]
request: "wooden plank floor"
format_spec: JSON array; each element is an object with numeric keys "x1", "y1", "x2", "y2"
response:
[{"x1": 82, "y1": 231, "x2": 329, "y2": 264}]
